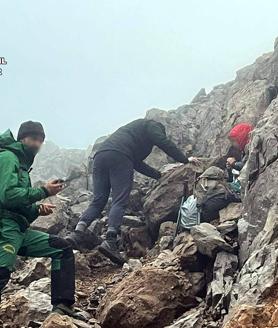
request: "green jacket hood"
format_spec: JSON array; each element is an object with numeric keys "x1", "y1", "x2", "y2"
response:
[{"x1": 0, "y1": 130, "x2": 35, "y2": 169}]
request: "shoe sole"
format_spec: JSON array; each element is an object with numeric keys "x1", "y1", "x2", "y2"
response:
[{"x1": 98, "y1": 245, "x2": 125, "y2": 266}]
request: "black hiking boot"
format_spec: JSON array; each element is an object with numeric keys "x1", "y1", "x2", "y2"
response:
[
  {"x1": 52, "y1": 303, "x2": 87, "y2": 321},
  {"x1": 65, "y1": 231, "x2": 85, "y2": 251},
  {"x1": 98, "y1": 232, "x2": 125, "y2": 266}
]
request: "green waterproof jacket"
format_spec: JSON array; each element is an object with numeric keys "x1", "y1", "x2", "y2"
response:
[{"x1": 0, "y1": 130, "x2": 48, "y2": 231}]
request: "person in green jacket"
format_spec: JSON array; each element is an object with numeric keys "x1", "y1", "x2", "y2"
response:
[{"x1": 0, "y1": 121, "x2": 80, "y2": 318}]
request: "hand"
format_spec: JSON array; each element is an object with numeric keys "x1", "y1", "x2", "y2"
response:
[
  {"x1": 44, "y1": 180, "x2": 64, "y2": 196},
  {"x1": 226, "y1": 157, "x2": 236, "y2": 166},
  {"x1": 39, "y1": 203, "x2": 56, "y2": 216},
  {"x1": 188, "y1": 157, "x2": 201, "y2": 165}
]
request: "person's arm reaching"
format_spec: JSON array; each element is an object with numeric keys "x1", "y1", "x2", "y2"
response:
[
  {"x1": 134, "y1": 161, "x2": 161, "y2": 180},
  {"x1": 146, "y1": 121, "x2": 189, "y2": 164}
]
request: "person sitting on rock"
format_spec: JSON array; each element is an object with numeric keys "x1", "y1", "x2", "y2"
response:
[
  {"x1": 67, "y1": 118, "x2": 200, "y2": 265},
  {"x1": 0, "y1": 121, "x2": 81, "y2": 319}
]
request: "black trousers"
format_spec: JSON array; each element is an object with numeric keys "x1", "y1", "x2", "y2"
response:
[{"x1": 80, "y1": 151, "x2": 134, "y2": 232}]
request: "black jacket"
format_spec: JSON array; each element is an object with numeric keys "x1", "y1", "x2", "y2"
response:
[{"x1": 96, "y1": 119, "x2": 189, "y2": 179}]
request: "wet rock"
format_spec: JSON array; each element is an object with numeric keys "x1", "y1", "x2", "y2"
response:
[
  {"x1": 98, "y1": 266, "x2": 200, "y2": 328},
  {"x1": 191, "y1": 223, "x2": 233, "y2": 258}
]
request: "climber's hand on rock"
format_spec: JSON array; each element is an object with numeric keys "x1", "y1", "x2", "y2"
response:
[
  {"x1": 39, "y1": 203, "x2": 56, "y2": 216},
  {"x1": 188, "y1": 157, "x2": 201, "y2": 165}
]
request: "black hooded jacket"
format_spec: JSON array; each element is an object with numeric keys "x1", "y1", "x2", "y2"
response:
[{"x1": 96, "y1": 119, "x2": 189, "y2": 179}]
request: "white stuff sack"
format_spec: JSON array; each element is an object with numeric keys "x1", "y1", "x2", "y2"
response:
[{"x1": 180, "y1": 195, "x2": 200, "y2": 229}]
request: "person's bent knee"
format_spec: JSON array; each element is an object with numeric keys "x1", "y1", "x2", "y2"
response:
[{"x1": 49, "y1": 235, "x2": 74, "y2": 259}]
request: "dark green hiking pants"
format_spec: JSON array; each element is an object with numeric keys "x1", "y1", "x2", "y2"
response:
[{"x1": 0, "y1": 219, "x2": 75, "y2": 306}]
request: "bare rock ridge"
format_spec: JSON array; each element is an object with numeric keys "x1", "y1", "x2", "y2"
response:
[{"x1": 1, "y1": 37, "x2": 278, "y2": 327}]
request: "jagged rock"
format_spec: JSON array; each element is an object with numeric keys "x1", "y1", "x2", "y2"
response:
[
  {"x1": 159, "y1": 221, "x2": 177, "y2": 238},
  {"x1": 70, "y1": 201, "x2": 91, "y2": 218},
  {"x1": 191, "y1": 223, "x2": 233, "y2": 258},
  {"x1": 206, "y1": 252, "x2": 238, "y2": 317},
  {"x1": 191, "y1": 88, "x2": 207, "y2": 103},
  {"x1": 98, "y1": 266, "x2": 200, "y2": 328},
  {"x1": 122, "y1": 258, "x2": 142, "y2": 272},
  {"x1": 173, "y1": 233, "x2": 202, "y2": 272},
  {"x1": 229, "y1": 240, "x2": 278, "y2": 312},
  {"x1": 217, "y1": 221, "x2": 237, "y2": 235},
  {"x1": 0, "y1": 289, "x2": 52, "y2": 327},
  {"x1": 151, "y1": 249, "x2": 180, "y2": 270},
  {"x1": 31, "y1": 196, "x2": 70, "y2": 235},
  {"x1": 121, "y1": 225, "x2": 152, "y2": 257},
  {"x1": 159, "y1": 235, "x2": 173, "y2": 251},
  {"x1": 12, "y1": 257, "x2": 50, "y2": 286},
  {"x1": 223, "y1": 300, "x2": 278, "y2": 328},
  {"x1": 29, "y1": 277, "x2": 51, "y2": 294},
  {"x1": 41, "y1": 313, "x2": 78, "y2": 328},
  {"x1": 75, "y1": 250, "x2": 108, "y2": 277},
  {"x1": 164, "y1": 304, "x2": 205, "y2": 328},
  {"x1": 122, "y1": 215, "x2": 145, "y2": 227},
  {"x1": 219, "y1": 203, "x2": 243, "y2": 223}
]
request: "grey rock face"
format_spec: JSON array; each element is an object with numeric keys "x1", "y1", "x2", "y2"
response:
[
  {"x1": 31, "y1": 141, "x2": 90, "y2": 184},
  {"x1": 191, "y1": 223, "x2": 233, "y2": 258}
]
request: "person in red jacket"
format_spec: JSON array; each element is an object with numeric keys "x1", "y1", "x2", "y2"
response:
[{"x1": 226, "y1": 123, "x2": 254, "y2": 171}]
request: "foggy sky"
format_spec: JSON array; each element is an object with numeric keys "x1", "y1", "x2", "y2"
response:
[{"x1": 1, "y1": 0, "x2": 278, "y2": 148}]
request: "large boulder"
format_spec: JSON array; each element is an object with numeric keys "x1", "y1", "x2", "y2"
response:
[{"x1": 97, "y1": 266, "x2": 202, "y2": 328}]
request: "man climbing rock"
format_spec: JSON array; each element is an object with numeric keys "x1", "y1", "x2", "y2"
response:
[
  {"x1": 0, "y1": 121, "x2": 80, "y2": 319},
  {"x1": 67, "y1": 118, "x2": 200, "y2": 265}
]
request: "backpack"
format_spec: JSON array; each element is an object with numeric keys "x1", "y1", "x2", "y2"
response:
[
  {"x1": 194, "y1": 166, "x2": 239, "y2": 221},
  {"x1": 180, "y1": 195, "x2": 200, "y2": 230}
]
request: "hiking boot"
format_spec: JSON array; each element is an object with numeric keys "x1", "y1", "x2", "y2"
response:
[
  {"x1": 52, "y1": 303, "x2": 87, "y2": 321},
  {"x1": 98, "y1": 234, "x2": 125, "y2": 266},
  {"x1": 65, "y1": 231, "x2": 85, "y2": 251}
]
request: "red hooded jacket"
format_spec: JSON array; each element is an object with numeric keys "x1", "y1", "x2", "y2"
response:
[{"x1": 228, "y1": 123, "x2": 254, "y2": 151}]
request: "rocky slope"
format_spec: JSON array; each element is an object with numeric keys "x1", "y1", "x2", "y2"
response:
[{"x1": 1, "y1": 37, "x2": 278, "y2": 328}]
